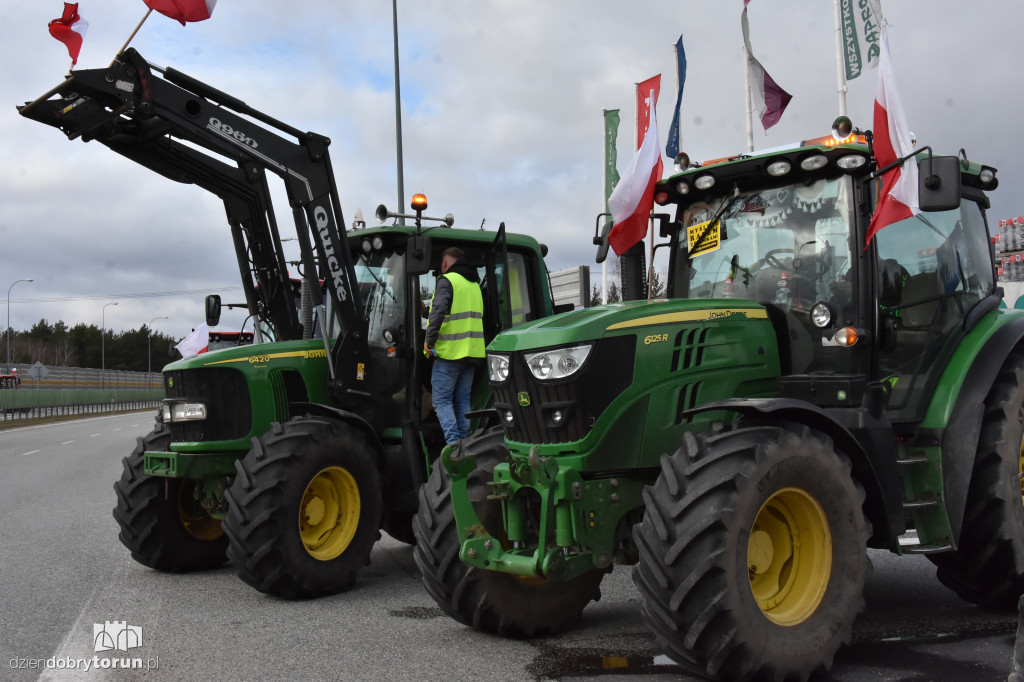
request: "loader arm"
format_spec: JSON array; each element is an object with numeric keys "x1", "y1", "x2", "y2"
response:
[{"x1": 19, "y1": 48, "x2": 369, "y2": 404}]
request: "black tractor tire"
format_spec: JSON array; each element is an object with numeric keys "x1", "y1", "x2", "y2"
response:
[
  {"x1": 413, "y1": 426, "x2": 605, "y2": 637},
  {"x1": 929, "y1": 349, "x2": 1024, "y2": 608},
  {"x1": 113, "y1": 423, "x2": 228, "y2": 572},
  {"x1": 632, "y1": 422, "x2": 870, "y2": 681},
  {"x1": 223, "y1": 417, "x2": 383, "y2": 598}
]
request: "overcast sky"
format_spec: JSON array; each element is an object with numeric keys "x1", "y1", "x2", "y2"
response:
[{"x1": 1, "y1": 1, "x2": 1020, "y2": 342}]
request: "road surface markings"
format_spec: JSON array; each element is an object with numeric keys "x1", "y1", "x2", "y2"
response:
[{"x1": 21, "y1": 450, "x2": 40, "y2": 456}]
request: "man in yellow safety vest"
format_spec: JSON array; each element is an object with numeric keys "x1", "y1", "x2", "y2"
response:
[{"x1": 424, "y1": 247, "x2": 486, "y2": 444}]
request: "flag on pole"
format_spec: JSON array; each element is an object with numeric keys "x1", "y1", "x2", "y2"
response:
[
  {"x1": 48, "y1": 3, "x2": 89, "y2": 66},
  {"x1": 175, "y1": 323, "x2": 210, "y2": 358},
  {"x1": 862, "y1": 0, "x2": 883, "y2": 70},
  {"x1": 866, "y1": 27, "x2": 919, "y2": 246},
  {"x1": 604, "y1": 109, "x2": 621, "y2": 215},
  {"x1": 142, "y1": 0, "x2": 217, "y2": 25},
  {"x1": 635, "y1": 75, "x2": 661, "y2": 151},
  {"x1": 665, "y1": 36, "x2": 687, "y2": 159},
  {"x1": 742, "y1": 2, "x2": 792, "y2": 130},
  {"x1": 608, "y1": 85, "x2": 663, "y2": 256}
]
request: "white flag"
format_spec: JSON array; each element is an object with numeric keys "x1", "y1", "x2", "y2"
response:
[{"x1": 175, "y1": 323, "x2": 210, "y2": 358}]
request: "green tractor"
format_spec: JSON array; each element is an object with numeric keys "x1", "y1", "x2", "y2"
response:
[
  {"x1": 20, "y1": 49, "x2": 568, "y2": 598},
  {"x1": 414, "y1": 121, "x2": 1022, "y2": 678}
]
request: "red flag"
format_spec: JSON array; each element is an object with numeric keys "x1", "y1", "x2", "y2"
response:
[
  {"x1": 865, "y1": 28, "x2": 919, "y2": 246},
  {"x1": 635, "y1": 75, "x2": 661, "y2": 151},
  {"x1": 608, "y1": 82, "x2": 663, "y2": 256},
  {"x1": 143, "y1": 0, "x2": 217, "y2": 25},
  {"x1": 48, "y1": 3, "x2": 89, "y2": 66}
]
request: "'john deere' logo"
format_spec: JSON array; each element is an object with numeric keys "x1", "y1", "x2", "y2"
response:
[{"x1": 517, "y1": 392, "x2": 531, "y2": 407}]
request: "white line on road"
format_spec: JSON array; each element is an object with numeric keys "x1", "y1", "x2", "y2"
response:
[
  {"x1": 21, "y1": 450, "x2": 40, "y2": 456},
  {"x1": 89, "y1": 434, "x2": 101, "y2": 437},
  {"x1": 61, "y1": 441, "x2": 74, "y2": 445}
]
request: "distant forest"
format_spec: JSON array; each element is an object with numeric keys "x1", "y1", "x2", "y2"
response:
[{"x1": 4, "y1": 319, "x2": 180, "y2": 372}]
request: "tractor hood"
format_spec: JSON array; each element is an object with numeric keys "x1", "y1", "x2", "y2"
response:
[{"x1": 487, "y1": 298, "x2": 770, "y2": 352}]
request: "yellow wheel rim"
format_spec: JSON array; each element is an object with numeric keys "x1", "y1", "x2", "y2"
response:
[
  {"x1": 178, "y1": 483, "x2": 224, "y2": 541},
  {"x1": 747, "y1": 487, "x2": 832, "y2": 626},
  {"x1": 299, "y1": 466, "x2": 360, "y2": 561}
]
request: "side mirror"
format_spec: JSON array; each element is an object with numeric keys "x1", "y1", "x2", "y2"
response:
[
  {"x1": 918, "y1": 155, "x2": 961, "y2": 212},
  {"x1": 594, "y1": 220, "x2": 613, "y2": 264},
  {"x1": 205, "y1": 294, "x2": 222, "y2": 327},
  {"x1": 406, "y1": 233, "x2": 432, "y2": 275}
]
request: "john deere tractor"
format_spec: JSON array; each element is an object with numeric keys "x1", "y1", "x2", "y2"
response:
[
  {"x1": 413, "y1": 120, "x2": 1022, "y2": 679},
  {"x1": 20, "y1": 49, "x2": 566, "y2": 598}
]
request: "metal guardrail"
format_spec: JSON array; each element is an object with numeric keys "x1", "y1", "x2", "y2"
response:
[
  {"x1": 0, "y1": 390, "x2": 162, "y2": 422},
  {"x1": 2, "y1": 364, "x2": 163, "y2": 390}
]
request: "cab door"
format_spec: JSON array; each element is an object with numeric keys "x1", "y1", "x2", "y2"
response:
[{"x1": 873, "y1": 199, "x2": 996, "y2": 424}]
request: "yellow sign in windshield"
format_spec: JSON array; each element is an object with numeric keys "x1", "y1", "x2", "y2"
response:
[{"x1": 687, "y1": 219, "x2": 721, "y2": 257}]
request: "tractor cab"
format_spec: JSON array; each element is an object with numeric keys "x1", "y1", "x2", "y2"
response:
[{"x1": 658, "y1": 131, "x2": 1000, "y2": 425}]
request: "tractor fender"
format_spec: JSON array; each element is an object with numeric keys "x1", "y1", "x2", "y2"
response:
[
  {"x1": 288, "y1": 402, "x2": 386, "y2": 473},
  {"x1": 681, "y1": 396, "x2": 905, "y2": 549},
  {"x1": 925, "y1": 311, "x2": 1024, "y2": 542}
]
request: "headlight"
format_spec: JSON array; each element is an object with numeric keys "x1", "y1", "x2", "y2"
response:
[
  {"x1": 836, "y1": 154, "x2": 867, "y2": 170},
  {"x1": 523, "y1": 345, "x2": 592, "y2": 381},
  {"x1": 488, "y1": 354, "x2": 510, "y2": 382},
  {"x1": 810, "y1": 302, "x2": 833, "y2": 328},
  {"x1": 800, "y1": 154, "x2": 828, "y2": 171},
  {"x1": 766, "y1": 160, "x2": 792, "y2": 177},
  {"x1": 162, "y1": 400, "x2": 207, "y2": 422}
]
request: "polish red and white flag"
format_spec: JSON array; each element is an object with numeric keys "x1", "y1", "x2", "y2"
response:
[
  {"x1": 48, "y1": 3, "x2": 89, "y2": 66},
  {"x1": 608, "y1": 81, "x2": 663, "y2": 256},
  {"x1": 866, "y1": 28, "x2": 920, "y2": 246},
  {"x1": 143, "y1": 0, "x2": 217, "y2": 25},
  {"x1": 175, "y1": 323, "x2": 210, "y2": 358}
]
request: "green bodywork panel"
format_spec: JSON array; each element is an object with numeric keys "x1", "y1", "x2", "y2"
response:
[
  {"x1": 449, "y1": 298, "x2": 782, "y2": 580},
  {"x1": 920, "y1": 308, "x2": 1024, "y2": 429},
  {"x1": 145, "y1": 338, "x2": 332, "y2": 475}
]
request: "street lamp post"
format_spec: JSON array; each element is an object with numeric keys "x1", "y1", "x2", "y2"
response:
[
  {"x1": 6, "y1": 278, "x2": 33, "y2": 374},
  {"x1": 102, "y1": 301, "x2": 118, "y2": 389},
  {"x1": 148, "y1": 315, "x2": 168, "y2": 387}
]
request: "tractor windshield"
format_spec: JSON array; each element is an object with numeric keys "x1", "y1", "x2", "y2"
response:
[
  {"x1": 355, "y1": 247, "x2": 407, "y2": 349},
  {"x1": 679, "y1": 176, "x2": 855, "y2": 313}
]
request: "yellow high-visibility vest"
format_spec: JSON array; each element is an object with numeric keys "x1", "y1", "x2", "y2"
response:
[{"x1": 432, "y1": 272, "x2": 485, "y2": 360}]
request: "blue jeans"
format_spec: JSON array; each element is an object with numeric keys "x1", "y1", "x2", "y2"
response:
[{"x1": 431, "y1": 358, "x2": 475, "y2": 444}]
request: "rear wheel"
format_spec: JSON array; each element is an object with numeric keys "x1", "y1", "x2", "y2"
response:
[
  {"x1": 413, "y1": 427, "x2": 605, "y2": 637},
  {"x1": 113, "y1": 423, "x2": 228, "y2": 572},
  {"x1": 223, "y1": 417, "x2": 382, "y2": 598},
  {"x1": 632, "y1": 422, "x2": 869, "y2": 681},
  {"x1": 930, "y1": 349, "x2": 1024, "y2": 608}
]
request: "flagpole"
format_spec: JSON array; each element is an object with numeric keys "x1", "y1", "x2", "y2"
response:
[
  {"x1": 743, "y1": 41, "x2": 754, "y2": 152},
  {"x1": 833, "y1": 0, "x2": 849, "y2": 116},
  {"x1": 111, "y1": 8, "x2": 153, "y2": 67},
  {"x1": 601, "y1": 110, "x2": 608, "y2": 305}
]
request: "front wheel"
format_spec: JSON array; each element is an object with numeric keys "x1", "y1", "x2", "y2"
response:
[
  {"x1": 632, "y1": 422, "x2": 869, "y2": 681},
  {"x1": 413, "y1": 427, "x2": 605, "y2": 637},
  {"x1": 113, "y1": 423, "x2": 228, "y2": 572},
  {"x1": 223, "y1": 417, "x2": 382, "y2": 598}
]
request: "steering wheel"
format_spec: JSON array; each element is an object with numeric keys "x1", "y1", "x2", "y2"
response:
[{"x1": 764, "y1": 248, "x2": 795, "y2": 269}]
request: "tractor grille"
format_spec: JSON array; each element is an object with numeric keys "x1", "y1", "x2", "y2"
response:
[
  {"x1": 492, "y1": 336, "x2": 635, "y2": 444},
  {"x1": 164, "y1": 368, "x2": 252, "y2": 442}
]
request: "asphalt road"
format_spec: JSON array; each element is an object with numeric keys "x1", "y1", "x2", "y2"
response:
[{"x1": 0, "y1": 413, "x2": 1018, "y2": 681}]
